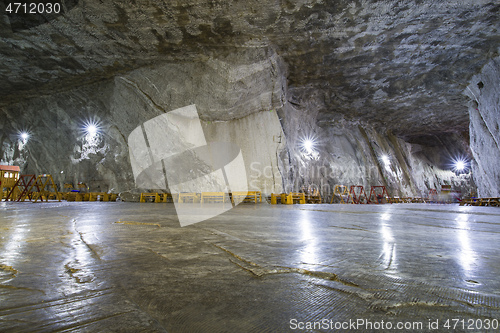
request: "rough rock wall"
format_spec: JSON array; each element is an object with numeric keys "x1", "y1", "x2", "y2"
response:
[
  {"x1": 464, "y1": 56, "x2": 500, "y2": 197},
  {"x1": 0, "y1": 47, "x2": 478, "y2": 200},
  {"x1": 0, "y1": 67, "x2": 474, "y2": 200},
  {"x1": 0, "y1": 50, "x2": 287, "y2": 196},
  {"x1": 111, "y1": 48, "x2": 285, "y2": 122},
  {"x1": 202, "y1": 110, "x2": 286, "y2": 194},
  {"x1": 0, "y1": 81, "x2": 124, "y2": 192},
  {"x1": 279, "y1": 88, "x2": 474, "y2": 200}
]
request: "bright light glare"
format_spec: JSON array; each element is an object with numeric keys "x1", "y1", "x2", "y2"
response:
[
  {"x1": 303, "y1": 139, "x2": 314, "y2": 153},
  {"x1": 83, "y1": 119, "x2": 101, "y2": 137},
  {"x1": 87, "y1": 124, "x2": 97, "y2": 135},
  {"x1": 18, "y1": 130, "x2": 30, "y2": 144},
  {"x1": 299, "y1": 135, "x2": 319, "y2": 160},
  {"x1": 381, "y1": 154, "x2": 390, "y2": 165},
  {"x1": 300, "y1": 135, "x2": 317, "y2": 154},
  {"x1": 452, "y1": 157, "x2": 469, "y2": 173}
]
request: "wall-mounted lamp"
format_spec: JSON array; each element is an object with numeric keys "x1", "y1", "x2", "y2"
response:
[
  {"x1": 18, "y1": 131, "x2": 30, "y2": 146},
  {"x1": 84, "y1": 123, "x2": 99, "y2": 137},
  {"x1": 452, "y1": 157, "x2": 469, "y2": 174},
  {"x1": 302, "y1": 138, "x2": 315, "y2": 154},
  {"x1": 299, "y1": 135, "x2": 320, "y2": 160},
  {"x1": 300, "y1": 134, "x2": 318, "y2": 153},
  {"x1": 82, "y1": 118, "x2": 102, "y2": 138}
]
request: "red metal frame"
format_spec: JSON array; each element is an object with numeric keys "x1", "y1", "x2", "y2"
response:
[
  {"x1": 429, "y1": 188, "x2": 438, "y2": 202},
  {"x1": 5, "y1": 174, "x2": 37, "y2": 202},
  {"x1": 349, "y1": 185, "x2": 368, "y2": 204},
  {"x1": 368, "y1": 186, "x2": 390, "y2": 204}
]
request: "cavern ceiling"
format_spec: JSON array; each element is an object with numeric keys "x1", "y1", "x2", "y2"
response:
[{"x1": 1, "y1": 0, "x2": 499, "y2": 136}]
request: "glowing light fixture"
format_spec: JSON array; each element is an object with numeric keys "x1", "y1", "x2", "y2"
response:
[
  {"x1": 18, "y1": 130, "x2": 30, "y2": 145},
  {"x1": 299, "y1": 134, "x2": 320, "y2": 160},
  {"x1": 381, "y1": 154, "x2": 390, "y2": 165},
  {"x1": 303, "y1": 139, "x2": 314, "y2": 153},
  {"x1": 83, "y1": 119, "x2": 101, "y2": 137},
  {"x1": 300, "y1": 135, "x2": 317, "y2": 153},
  {"x1": 452, "y1": 157, "x2": 469, "y2": 173},
  {"x1": 87, "y1": 124, "x2": 97, "y2": 135},
  {"x1": 20, "y1": 132, "x2": 29, "y2": 141}
]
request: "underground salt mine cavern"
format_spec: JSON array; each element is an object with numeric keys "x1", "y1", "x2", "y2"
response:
[{"x1": 1, "y1": 0, "x2": 500, "y2": 332}]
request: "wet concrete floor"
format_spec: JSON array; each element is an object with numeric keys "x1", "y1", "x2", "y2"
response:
[{"x1": 1, "y1": 202, "x2": 500, "y2": 332}]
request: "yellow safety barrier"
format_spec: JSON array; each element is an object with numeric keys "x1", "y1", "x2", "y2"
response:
[
  {"x1": 286, "y1": 192, "x2": 305, "y2": 205},
  {"x1": 75, "y1": 193, "x2": 89, "y2": 201},
  {"x1": 201, "y1": 192, "x2": 228, "y2": 203},
  {"x1": 66, "y1": 192, "x2": 81, "y2": 201},
  {"x1": 306, "y1": 194, "x2": 322, "y2": 204},
  {"x1": 270, "y1": 193, "x2": 289, "y2": 204},
  {"x1": 390, "y1": 197, "x2": 416, "y2": 203},
  {"x1": 461, "y1": 197, "x2": 499, "y2": 206},
  {"x1": 140, "y1": 192, "x2": 161, "y2": 203},
  {"x1": 47, "y1": 193, "x2": 63, "y2": 201},
  {"x1": 232, "y1": 191, "x2": 262, "y2": 204},
  {"x1": 330, "y1": 185, "x2": 352, "y2": 204},
  {"x1": 178, "y1": 192, "x2": 199, "y2": 203},
  {"x1": 271, "y1": 193, "x2": 281, "y2": 205},
  {"x1": 249, "y1": 191, "x2": 262, "y2": 203},
  {"x1": 67, "y1": 192, "x2": 114, "y2": 202},
  {"x1": 161, "y1": 193, "x2": 173, "y2": 203},
  {"x1": 89, "y1": 192, "x2": 110, "y2": 202}
]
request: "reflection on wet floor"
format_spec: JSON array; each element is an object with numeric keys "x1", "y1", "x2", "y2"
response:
[{"x1": 1, "y1": 202, "x2": 500, "y2": 332}]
